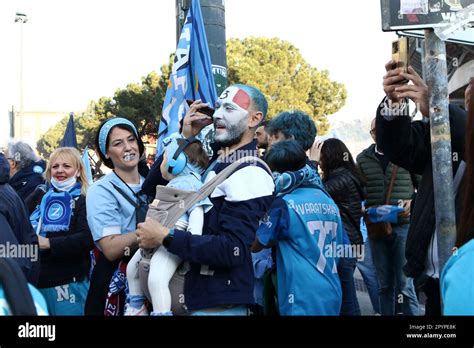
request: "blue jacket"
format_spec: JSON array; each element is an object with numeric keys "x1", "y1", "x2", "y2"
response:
[
  {"x1": 441, "y1": 239, "x2": 474, "y2": 315},
  {"x1": 145, "y1": 140, "x2": 274, "y2": 311},
  {"x1": 0, "y1": 154, "x2": 40, "y2": 285}
]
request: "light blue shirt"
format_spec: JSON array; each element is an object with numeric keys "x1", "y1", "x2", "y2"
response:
[
  {"x1": 441, "y1": 238, "x2": 474, "y2": 315},
  {"x1": 86, "y1": 172, "x2": 146, "y2": 242}
]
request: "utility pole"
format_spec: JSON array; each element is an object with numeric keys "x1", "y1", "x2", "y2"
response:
[
  {"x1": 176, "y1": 0, "x2": 227, "y2": 94},
  {"x1": 10, "y1": 106, "x2": 15, "y2": 138},
  {"x1": 15, "y1": 12, "x2": 28, "y2": 140},
  {"x1": 424, "y1": 29, "x2": 457, "y2": 273}
]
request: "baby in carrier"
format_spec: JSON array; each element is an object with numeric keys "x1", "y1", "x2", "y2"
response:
[{"x1": 125, "y1": 133, "x2": 212, "y2": 316}]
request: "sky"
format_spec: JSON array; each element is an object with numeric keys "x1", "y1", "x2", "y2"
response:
[{"x1": 0, "y1": 0, "x2": 397, "y2": 147}]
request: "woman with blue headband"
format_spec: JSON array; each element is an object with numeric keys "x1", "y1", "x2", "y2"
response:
[{"x1": 84, "y1": 117, "x2": 149, "y2": 316}]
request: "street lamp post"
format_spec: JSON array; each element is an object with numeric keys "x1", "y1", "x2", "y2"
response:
[{"x1": 15, "y1": 12, "x2": 28, "y2": 140}]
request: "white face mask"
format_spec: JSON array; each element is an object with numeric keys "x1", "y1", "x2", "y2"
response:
[{"x1": 51, "y1": 175, "x2": 78, "y2": 192}]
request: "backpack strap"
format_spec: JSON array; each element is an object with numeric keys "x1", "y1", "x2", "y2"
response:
[
  {"x1": 453, "y1": 161, "x2": 466, "y2": 196},
  {"x1": 0, "y1": 258, "x2": 37, "y2": 315},
  {"x1": 385, "y1": 165, "x2": 399, "y2": 205},
  {"x1": 199, "y1": 156, "x2": 271, "y2": 198},
  {"x1": 111, "y1": 182, "x2": 140, "y2": 209},
  {"x1": 410, "y1": 172, "x2": 419, "y2": 191},
  {"x1": 162, "y1": 156, "x2": 271, "y2": 228}
]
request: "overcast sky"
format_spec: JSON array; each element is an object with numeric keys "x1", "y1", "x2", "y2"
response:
[{"x1": 0, "y1": 0, "x2": 396, "y2": 147}]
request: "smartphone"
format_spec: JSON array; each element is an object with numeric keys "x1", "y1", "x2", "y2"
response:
[
  {"x1": 186, "y1": 100, "x2": 215, "y2": 118},
  {"x1": 392, "y1": 37, "x2": 409, "y2": 74}
]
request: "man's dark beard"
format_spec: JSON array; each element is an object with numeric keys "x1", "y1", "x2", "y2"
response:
[{"x1": 215, "y1": 131, "x2": 245, "y2": 149}]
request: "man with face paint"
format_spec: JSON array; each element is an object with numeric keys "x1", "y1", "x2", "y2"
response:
[{"x1": 140, "y1": 84, "x2": 274, "y2": 315}]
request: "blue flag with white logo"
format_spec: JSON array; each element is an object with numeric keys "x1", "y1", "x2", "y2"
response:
[
  {"x1": 157, "y1": 0, "x2": 218, "y2": 156},
  {"x1": 366, "y1": 205, "x2": 404, "y2": 224}
]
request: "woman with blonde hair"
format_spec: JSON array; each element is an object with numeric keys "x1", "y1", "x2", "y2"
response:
[{"x1": 30, "y1": 147, "x2": 95, "y2": 315}]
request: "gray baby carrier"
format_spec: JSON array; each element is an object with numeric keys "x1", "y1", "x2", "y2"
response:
[{"x1": 137, "y1": 156, "x2": 271, "y2": 315}]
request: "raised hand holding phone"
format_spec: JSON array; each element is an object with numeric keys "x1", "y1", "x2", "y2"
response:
[{"x1": 182, "y1": 100, "x2": 214, "y2": 138}]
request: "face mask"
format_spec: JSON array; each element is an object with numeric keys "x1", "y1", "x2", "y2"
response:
[{"x1": 51, "y1": 174, "x2": 77, "y2": 192}]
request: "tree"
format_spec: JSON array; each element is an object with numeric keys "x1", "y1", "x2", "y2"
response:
[
  {"x1": 227, "y1": 37, "x2": 346, "y2": 133},
  {"x1": 37, "y1": 69, "x2": 169, "y2": 158},
  {"x1": 37, "y1": 38, "x2": 346, "y2": 158}
]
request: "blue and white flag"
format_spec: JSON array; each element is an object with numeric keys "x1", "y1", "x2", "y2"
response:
[
  {"x1": 81, "y1": 146, "x2": 93, "y2": 185},
  {"x1": 157, "y1": 0, "x2": 218, "y2": 156},
  {"x1": 366, "y1": 205, "x2": 404, "y2": 224}
]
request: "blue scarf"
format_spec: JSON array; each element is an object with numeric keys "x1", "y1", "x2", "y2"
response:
[
  {"x1": 366, "y1": 205, "x2": 404, "y2": 223},
  {"x1": 273, "y1": 164, "x2": 324, "y2": 197},
  {"x1": 30, "y1": 183, "x2": 82, "y2": 236}
]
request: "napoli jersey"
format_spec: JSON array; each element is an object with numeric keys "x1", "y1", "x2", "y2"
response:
[{"x1": 257, "y1": 187, "x2": 344, "y2": 315}]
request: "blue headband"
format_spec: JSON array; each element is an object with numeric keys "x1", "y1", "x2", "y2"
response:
[{"x1": 98, "y1": 118, "x2": 138, "y2": 156}]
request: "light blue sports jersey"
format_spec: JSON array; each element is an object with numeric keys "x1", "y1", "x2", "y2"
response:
[
  {"x1": 441, "y1": 238, "x2": 474, "y2": 315},
  {"x1": 86, "y1": 172, "x2": 146, "y2": 242},
  {"x1": 257, "y1": 187, "x2": 344, "y2": 316}
]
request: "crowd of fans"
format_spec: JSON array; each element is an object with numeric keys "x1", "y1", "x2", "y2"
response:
[{"x1": 0, "y1": 63, "x2": 473, "y2": 316}]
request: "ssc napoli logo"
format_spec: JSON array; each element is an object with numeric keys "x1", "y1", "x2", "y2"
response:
[
  {"x1": 33, "y1": 165, "x2": 44, "y2": 174},
  {"x1": 47, "y1": 202, "x2": 66, "y2": 221}
]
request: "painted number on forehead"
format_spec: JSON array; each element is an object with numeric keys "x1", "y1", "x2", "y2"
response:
[{"x1": 219, "y1": 90, "x2": 230, "y2": 99}]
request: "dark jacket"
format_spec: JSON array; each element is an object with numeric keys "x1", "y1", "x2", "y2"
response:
[
  {"x1": 323, "y1": 168, "x2": 365, "y2": 245},
  {"x1": 9, "y1": 162, "x2": 45, "y2": 201},
  {"x1": 0, "y1": 154, "x2": 40, "y2": 285},
  {"x1": 143, "y1": 140, "x2": 274, "y2": 311},
  {"x1": 376, "y1": 101, "x2": 466, "y2": 278},
  {"x1": 357, "y1": 144, "x2": 416, "y2": 225},
  {"x1": 37, "y1": 194, "x2": 95, "y2": 289}
]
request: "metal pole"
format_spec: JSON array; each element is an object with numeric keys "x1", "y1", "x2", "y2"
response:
[
  {"x1": 10, "y1": 106, "x2": 15, "y2": 138},
  {"x1": 200, "y1": 0, "x2": 227, "y2": 95},
  {"x1": 176, "y1": 0, "x2": 191, "y2": 44},
  {"x1": 15, "y1": 12, "x2": 28, "y2": 140},
  {"x1": 424, "y1": 29, "x2": 457, "y2": 276},
  {"x1": 19, "y1": 22, "x2": 24, "y2": 139},
  {"x1": 176, "y1": 0, "x2": 227, "y2": 94}
]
